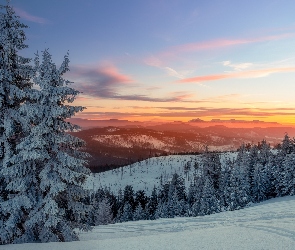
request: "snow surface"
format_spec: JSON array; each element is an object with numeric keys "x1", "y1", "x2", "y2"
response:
[
  {"x1": 85, "y1": 153, "x2": 238, "y2": 195},
  {"x1": 2, "y1": 195, "x2": 295, "y2": 249}
]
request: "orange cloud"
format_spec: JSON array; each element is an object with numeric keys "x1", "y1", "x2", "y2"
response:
[{"x1": 177, "y1": 67, "x2": 295, "y2": 83}]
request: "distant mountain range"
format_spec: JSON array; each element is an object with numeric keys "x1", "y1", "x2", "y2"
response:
[
  {"x1": 70, "y1": 120, "x2": 295, "y2": 172},
  {"x1": 68, "y1": 118, "x2": 283, "y2": 129}
]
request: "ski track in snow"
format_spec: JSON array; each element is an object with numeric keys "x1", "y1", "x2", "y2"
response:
[{"x1": 2, "y1": 196, "x2": 295, "y2": 250}]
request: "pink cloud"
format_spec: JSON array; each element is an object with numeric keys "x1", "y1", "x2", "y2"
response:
[
  {"x1": 14, "y1": 7, "x2": 47, "y2": 24},
  {"x1": 145, "y1": 33, "x2": 295, "y2": 67},
  {"x1": 168, "y1": 92, "x2": 195, "y2": 101},
  {"x1": 99, "y1": 65, "x2": 133, "y2": 83},
  {"x1": 177, "y1": 67, "x2": 295, "y2": 83},
  {"x1": 163, "y1": 33, "x2": 294, "y2": 56}
]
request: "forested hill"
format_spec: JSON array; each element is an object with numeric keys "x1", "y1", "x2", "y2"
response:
[{"x1": 85, "y1": 134, "x2": 295, "y2": 225}]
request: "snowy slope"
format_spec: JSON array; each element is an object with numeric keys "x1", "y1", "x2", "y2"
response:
[
  {"x1": 85, "y1": 153, "x2": 237, "y2": 195},
  {"x1": 2, "y1": 195, "x2": 295, "y2": 250}
]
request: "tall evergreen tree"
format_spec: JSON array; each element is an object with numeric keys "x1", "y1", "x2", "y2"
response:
[
  {"x1": 198, "y1": 175, "x2": 219, "y2": 216},
  {"x1": 257, "y1": 140, "x2": 275, "y2": 198},
  {"x1": 96, "y1": 198, "x2": 113, "y2": 225},
  {"x1": 0, "y1": 1, "x2": 32, "y2": 166},
  {"x1": 170, "y1": 173, "x2": 186, "y2": 201},
  {"x1": 252, "y1": 163, "x2": 270, "y2": 202},
  {"x1": 189, "y1": 176, "x2": 204, "y2": 216},
  {"x1": 187, "y1": 181, "x2": 196, "y2": 209},
  {"x1": 154, "y1": 200, "x2": 168, "y2": 219},
  {"x1": 1, "y1": 50, "x2": 91, "y2": 243},
  {"x1": 228, "y1": 162, "x2": 251, "y2": 210},
  {"x1": 280, "y1": 153, "x2": 295, "y2": 196},
  {"x1": 114, "y1": 189, "x2": 123, "y2": 222},
  {"x1": 133, "y1": 204, "x2": 146, "y2": 221},
  {"x1": 280, "y1": 134, "x2": 294, "y2": 155},
  {"x1": 146, "y1": 186, "x2": 158, "y2": 220},
  {"x1": 123, "y1": 185, "x2": 135, "y2": 210},
  {"x1": 258, "y1": 140, "x2": 272, "y2": 166},
  {"x1": 0, "y1": 2, "x2": 33, "y2": 244},
  {"x1": 219, "y1": 159, "x2": 233, "y2": 210},
  {"x1": 201, "y1": 149, "x2": 221, "y2": 191},
  {"x1": 134, "y1": 190, "x2": 148, "y2": 211},
  {"x1": 121, "y1": 202, "x2": 133, "y2": 222},
  {"x1": 274, "y1": 134, "x2": 294, "y2": 196}
]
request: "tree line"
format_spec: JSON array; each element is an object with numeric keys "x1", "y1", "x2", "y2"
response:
[{"x1": 92, "y1": 135, "x2": 295, "y2": 225}]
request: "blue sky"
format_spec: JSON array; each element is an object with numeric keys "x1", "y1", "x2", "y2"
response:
[{"x1": 8, "y1": 0, "x2": 295, "y2": 124}]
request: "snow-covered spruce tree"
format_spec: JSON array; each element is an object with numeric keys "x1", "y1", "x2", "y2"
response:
[
  {"x1": 248, "y1": 144, "x2": 259, "y2": 197},
  {"x1": 134, "y1": 190, "x2": 148, "y2": 212},
  {"x1": 133, "y1": 204, "x2": 146, "y2": 221},
  {"x1": 252, "y1": 163, "x2": 270, "y2": 202},
  {"x1": 170, "y1": 173, "x2": 186, "y2": 202},
  {"x1": 274, "y1": 134, "x2": 294, "y2": 196},
  {"x1": 219, "y1": 159, "x2": 233, "y2": 210},
  {"x1": 0, "y1": 2, "x2": 33, "y2": 244},
  {"x1": 280, "y1": 134, "x2": 294, "y2": 155},
  {"x1": 258, "y1": 140, "x2": 272, "y2": 166},
  {"x1": 114, "y1": 188, "x2": 124, "y2": 222},
  {"x1": 122, "y1": 185, "x2": 135, "y2": 211},
  {"x1": 198, "y1": 175, "x2": 219, "y2": 216},
  {"x1": 280, "y1": 153, "x2": 295, "y2": 196},
  {"x1": 187, "y1": 181, "x2": 196, "y2": 209},
  {"x1": 96, "y1": 198, "x2": 113, "y2": 225},
  {"x1": 257, "y1": 140, "x2": 276, "y2": 198},
  {"x1": 146, "y1": 186, "x2": 158, "y2": 220},
  {"x1": 201, "y1": 149, "x2": 221, "y2": 192},
  {"x1": 166, "y1": 173, "x2": 187, "y2": 217},
  {"x1": 227, "y1": 162, "x2": 251, "y2": 210},
  {"x1": 166, "y1": 190, "x2": 178, "y2": 218},
  {"x1": 1, "y1": 49, "x2": 91, "y2": 243},
  {"x1": 154, "y1": 199, "x2": 168, "y2": 219},
  {"x1": 121, "y1": 202, "x2": 133, "y2": 222},
  {"x1": 188, "y1": 175, "x2": 204, "y2": 216}
]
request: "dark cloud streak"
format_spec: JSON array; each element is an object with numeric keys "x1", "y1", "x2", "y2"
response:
[{"x1": 68, "y1": 65, "x2": 194, "y2": 102}]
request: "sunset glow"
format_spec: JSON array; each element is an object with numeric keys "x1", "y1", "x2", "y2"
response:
[{"x1": 11, "y1": 0, "x2": 295, "y2": 126}]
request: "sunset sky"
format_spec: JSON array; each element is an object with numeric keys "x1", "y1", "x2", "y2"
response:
[{"x1": 10, "y1": 0, "x2": 295, "y2": 125}]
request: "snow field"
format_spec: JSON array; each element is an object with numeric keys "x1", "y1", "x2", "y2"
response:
[{"x1": 2, "y1": 196, "x2": 295, "y2": 250}]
